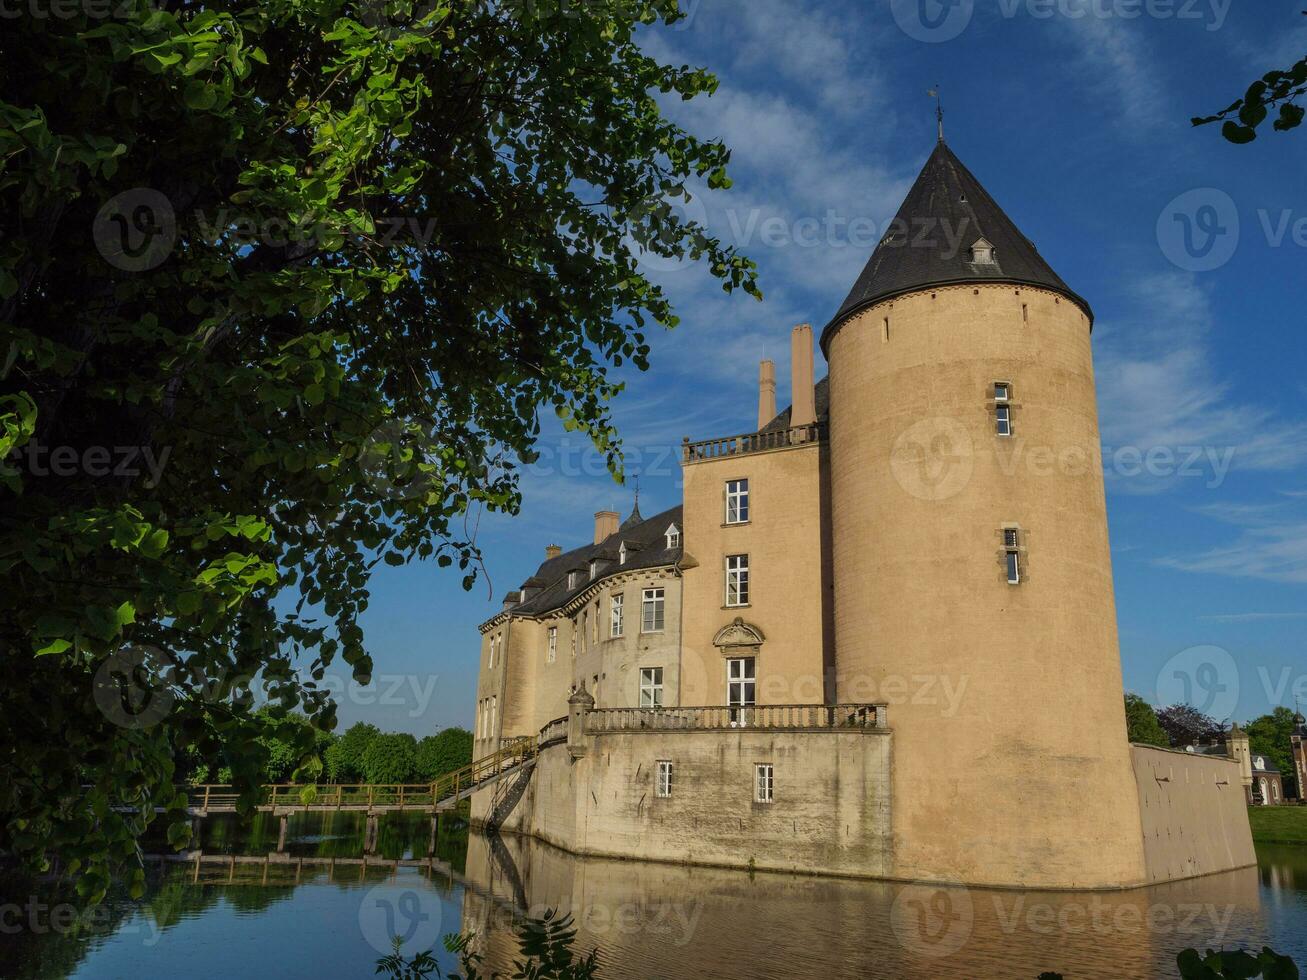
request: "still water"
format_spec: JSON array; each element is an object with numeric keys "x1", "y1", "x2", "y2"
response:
[{"x1": 4, "y1": 813, "x2": 1306, "y2": 980}]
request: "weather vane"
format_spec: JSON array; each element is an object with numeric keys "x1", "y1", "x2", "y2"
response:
[{"x1": 928, "y1": 85, "x2": 944, "y2": 142}]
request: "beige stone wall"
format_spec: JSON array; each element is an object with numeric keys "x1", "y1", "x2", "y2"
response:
[
  {"x1": 1131, "y1": 745, "x2": 1256, "y2": 883},
  {"x1": 680, "y1": 443, "x2": 831, "y2": 706},
  {"x1": 826, "y1": 284, "x2": 1148, "y2": 889},
  {"x1": 472, "y1": 728, "x2": 892, "y2": 878}
]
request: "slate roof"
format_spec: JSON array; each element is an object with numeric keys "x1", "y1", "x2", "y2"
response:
[
  {"x1": 488, "y1": 503, "x2": 683, "y2": 624},
  {"x1": 761, "y1": 375, "x2": 831, "y2": 433},
  {"x1": 821, "y1": 141, "x2": 1092, "y2": 354}
]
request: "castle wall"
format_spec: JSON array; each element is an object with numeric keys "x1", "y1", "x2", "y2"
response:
[
  {"x1": 825, "y1": 284, "x2": 1149, "y2": 889},
  {"x1": 1131, "y1": 745, "x2": 1257, "y2": 883},
  {"x1": 471, "y1": 728, "x2": 892, "y2": 878},
  {"x1": 680, "y1": 442, "x2": 831, "y2": 706}
]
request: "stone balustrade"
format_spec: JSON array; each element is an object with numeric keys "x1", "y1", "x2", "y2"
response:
[
  {"x1": 538, "y1": 716, "x2": 569, "y2": 747},
  {"x1": 682, "y1": 422, "x2": 826, "y2": 463},
  {"x1": 584, "y1": 703, "x2": 887, "y2": 734}
]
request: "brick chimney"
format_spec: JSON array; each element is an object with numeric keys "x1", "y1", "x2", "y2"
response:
[
  {"x1": 757, "y1": 359, "x2": 776, "y2": 429},
  {"x1": 790, "y1": 323, "x2": 816, "y2": 428},
  {"x1": 545, "y1": 544, "x2": 562, "y2": 560},
  {"x1": 594, "y1": 510, "x2": 619, "y2": 544}
]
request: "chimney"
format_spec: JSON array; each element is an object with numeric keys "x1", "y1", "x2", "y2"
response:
[
  {"x1": 545, "y1": 544, "x2": 562, "y2": 560},
  {"x1": 790, "y1": 324, "x2": 816, "y2": 428},
  {"x1": 757, "y1": 359, "x2": 777, "y2": 429},
  {"x1": 593, "y1": 510, "x2": 619, "y2": 544}
]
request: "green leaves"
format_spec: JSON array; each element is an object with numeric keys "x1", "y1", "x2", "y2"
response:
[{"x1": 1194, "y1": 50, "x2": 1307, "y2": 143}]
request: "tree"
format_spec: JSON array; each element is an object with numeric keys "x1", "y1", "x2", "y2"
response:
[
  {"x1": 361, "y1": 732, "x2": 418, "y2": 785},
  {"x1": 0, "y1": 0, "x2": 754, "y2": 900},
  {"x1": 415, "y1": 727, "x2": 473, "y2": 782},
  {"x1": 1246, "y1": 707, "x2": 1298, "y2": 798},
  {"x1": 1156, "y1": 704, "x2": 1224, "y2": 748},
  {"x1": 1124, "y1": 694, "x2": 1169, "y2": 748},
  {"x1": 325, "y1": 721, "x2": 379, "y2": 783},
  {"x1": 1193, "y1": 13, "x2": 1307, "y2": 142}
]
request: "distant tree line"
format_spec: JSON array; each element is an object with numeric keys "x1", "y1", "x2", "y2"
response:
[
  {"x1": 1124, "y1": 695, "x2": 1299, "y2": 798},
  {"x1": 179, "y1": 710, "x2": 473, "y2": 786}
]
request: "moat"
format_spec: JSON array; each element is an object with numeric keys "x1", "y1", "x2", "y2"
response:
[{"x1": 4, "y1": 813, "x2": 1307, "y2": 980}]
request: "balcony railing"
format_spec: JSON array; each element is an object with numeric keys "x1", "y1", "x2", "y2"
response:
[
  {"x1": 538, "y1": 715, "x2": 569, "y2": 746},
  {"x1": 584, "y1": 703, "x2": 886, "y2": 734},
  {"x1": 682, "y1": 422, "x2": 826, "y2": 463}
]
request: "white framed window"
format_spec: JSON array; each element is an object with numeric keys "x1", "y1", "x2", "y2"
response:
[
  {"x1": 619, "y1": 543, "x2": 627, "y2": 565},
  {"x1": 727, "y1": 657, "x2": 756, "y2": 725},
  {"x1": 754, "y1": 763, "x2": 774, "y2": 804},
  {"x1": 610, "y1": 594, "x2": 624, "y2": 637},
  {"x1": 640, "y1": 667, "x2": 664, "y2": 708},
  {"x1": 641, "y1": 588, "x2": 665, "y2": 633},
  {"x1": 725, "y1": 554, "x2": 750, "y2": 607},
  {"x1": 580, "y1": 611, "x2": 588, "y2": 654},
  {"x1": 477, "y1": 699, "x2": 485, "y2": 738},
  {"x1": 589, "y1": 560, "x2": 600, "y2": 580},
  {"x1": 726, "y1": 479, "x2": 750, "y2": 524},
  {"x1": 567, "y1": 571, "x2": 580, "y2": 589},
  {"x1": 547, "y1": 626, "x2": 557, "y2": 663},
  {"x1": 994, "y1": 382, "x2": 1010, "y2": 402},
  {"x1": 996, "y1": 405, "x2": 1013, "y2": 437},
  {"x1": 656, "y1": 760, "x2": 673, "y2": 798},
  {"x1": 488, "y1": 696, "x2": 497, "y2": 738},
  {"x1": 665, "y1": 524, "x2": 681, "y2": 549},
  {"x1": 1004, "y1": 527, "x2": 1021, "y2": 585}
]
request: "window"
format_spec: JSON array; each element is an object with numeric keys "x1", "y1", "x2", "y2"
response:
[
  {"x1": 725, "y1": 479, "x2": 750, "y2": 524},
  {"x1": 754, "y1": 763, "x2": 774, "y2": 804},
  {"x1": 640, "y1": 667, "x2": 664, "y2": 708},
  {"x1": 580, "y1": 611, "x2": 588, "y2": 654},
  {"x1": 727, "y1": 657, "x2": 756, "y2": 725},
  {"x1": 547, "y1": 626, "x2": 557, "y2": 663},
  {"x1": 656, "y1": 760, "x2": 673, "y2": 798},
  {"x1": 619, "y1": 543, "x2": 627, "y2": 565},
  {"x1": 1004, "y1": 527, "x2": 1021, "y2": 585},
  {"x1": 665, "y1": 524, "x2": 681, "y2": 549},
  {"x1": 641, "y1": 588, "x2": 665, "y2": 633},
  {"x1": 726, "y1": 554, "x2": 750, "y2": 607},
  {"x1": 567, "y1": 571, "x2": 580, "y2": 589},
  {"x1": 477, "y1": 699, "x2": 484, "y2": 738},
  {"x1": 994, "y1": 382, "x2": 1010, "y2": 402},
  {"x1": 590, "y1": 560, "x2": 599, "y2": 580},
  {"x1": 610, "y1": 594, "x2": 624, "y2": 638},
  {"x1": 996, "y1": 405, "x2": 1013, "y2": 437}
]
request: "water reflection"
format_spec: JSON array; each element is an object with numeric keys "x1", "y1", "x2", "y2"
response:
[
  {"x1": 3, "y1": 818, "x2": 1306, "y2": 980},
  {"x1": 461, "y1": 834, "x2": 1307, "y2": 980}
]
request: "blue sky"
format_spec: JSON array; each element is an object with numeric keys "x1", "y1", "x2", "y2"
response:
[{"x1": 334, "y1": 0, "x2": 1307, "y2": 734}]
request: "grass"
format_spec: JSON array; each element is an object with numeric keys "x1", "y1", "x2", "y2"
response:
[{"x1": 1248, "y1": 805, "x2": 1307, "y2": 844}]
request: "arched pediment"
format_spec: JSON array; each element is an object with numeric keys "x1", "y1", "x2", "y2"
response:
[{"x1": 713, "y1": 617, "x2": 765, "y2": 649}]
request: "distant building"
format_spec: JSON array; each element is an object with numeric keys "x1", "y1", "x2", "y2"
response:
[
  {"x1": 471, "y1": 138, "x2": 1256, "y2": 890},
  {"x1": 1189, "y1": 724, "x2": 1284, "y2": 805},
  {"x1": 1292, "y1": 712, "x2": 1307, "y2": 801}
]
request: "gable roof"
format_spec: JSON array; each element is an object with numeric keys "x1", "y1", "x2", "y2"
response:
[{"x1": 821, "y1": 141, "x2": 1092, "y2": 354}]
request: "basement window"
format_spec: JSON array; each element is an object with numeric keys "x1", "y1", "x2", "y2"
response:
[{"x1": 656, "y1": 760, "x2": 673, "y2": 798}]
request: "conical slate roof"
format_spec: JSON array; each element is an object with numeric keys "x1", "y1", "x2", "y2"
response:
[{"x1": 821, "y1": 141, "x2": 1091, "y2": 352}]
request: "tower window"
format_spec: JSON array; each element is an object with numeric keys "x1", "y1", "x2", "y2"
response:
[
  {"x1": 726, "y1": 554, "x2": 750, "y2": 607},
  {"x1": 610, "y1": 594, "x2": 624, "y2": 638},
  {"x1": 994, "y1": 383, "x2": 1013, "y2": 437},
  {"x1": 754, "y1": 763, "x2": 775, "y2": 804},
  {"x1": 640, "y1": 667, "x2": 664, "y2": 708},
  {"x1": 725, "y1": 479, "x2": 750, "y2": 524},
  {"x1": 547, "y1": 626, "x2": 557, "y2": 663},
  {"x1": 642, "y1": 588, "x2": 665, "y2": 633},
  {"x1": 994, "y1": 382, "x2": 1010, "y2": 402},
  {"x1": 656, "y1": 760, "x2": 673, "y2": 798},
  {"x1": 1004, "y1": 527, "x2": 1021, "y2": 585}
]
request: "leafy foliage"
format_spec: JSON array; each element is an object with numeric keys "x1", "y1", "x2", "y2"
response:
[
  {"x1": 1193, "y1": 13, "x2": 1307, "y2": 143},
  {"x1": 1124, "y1": 693, "x2": 1169, "y2": 748},
  {"x1": 1156, "y1": 704, "x2": 1224, "y2": 748},
  {"x1": 361, "y1": 732, "x2": 418, "y2": 784},
  {"x1": 416, "y1": 728, "x2": 473, "y2": 782},
  {"x1": 376, "y1": 910, "x2": 599, "y2": 980},
  {"x1": 326, "y1": 721, "x2": 382, "y2": 783},
  {"x1": 0, "y1": 0, "x2": 754, "y2": 898}
]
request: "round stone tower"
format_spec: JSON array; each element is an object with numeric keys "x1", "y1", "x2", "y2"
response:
[{"x1": 823, "y1": 141, "x2": 1147, "y2": 889}]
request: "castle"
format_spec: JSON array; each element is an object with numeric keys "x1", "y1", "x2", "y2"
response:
[{"x1": 470, "y1": 140, "x2": 1256, "y2": 890}]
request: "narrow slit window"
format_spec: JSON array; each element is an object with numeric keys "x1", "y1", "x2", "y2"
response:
[
  {"x1": 1004, "y1": 528, "x2": 1021, "y2": 585},
  {"x1": 610, "y1": 594, "x2": 624, "y2": 638}
]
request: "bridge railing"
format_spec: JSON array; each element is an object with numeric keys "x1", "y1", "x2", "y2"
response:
[{"x1": 584, "y1": 703, "x2": 888, "y2": 734}]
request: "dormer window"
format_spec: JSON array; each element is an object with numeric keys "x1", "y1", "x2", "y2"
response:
[
  {"x1": 567, "y1": 571, "x2": 580, "y2": 589},
  {"x1": 589, "y1": 560, "x2": 599, "y2": 580},
  {"x1": 970, "y1": 237, "x2": 995, "y2": 265},
  {"x1": 665, "y1": 524, "x2": 681, "y2": 549},
  {"x1": 619, "y1": 543, "x2": 627, "y2": 565}
]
